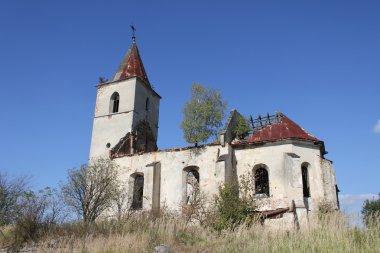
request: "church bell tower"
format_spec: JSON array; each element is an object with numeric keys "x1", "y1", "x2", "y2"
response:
[{"x1": 89, "y1": 36, "x2": 161, "y2": 159}]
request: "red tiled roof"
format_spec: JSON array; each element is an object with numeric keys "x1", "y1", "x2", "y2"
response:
[
  {"x1": 112, "y1": 40, "x2": 150, "y2": 85},
  {"x1": 245, "y1": 115, "x2": 319, "y2": 144}
]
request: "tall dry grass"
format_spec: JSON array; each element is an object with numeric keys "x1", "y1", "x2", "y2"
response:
[{"x1": 1, "y1": 211, "x2": 379, "y2": 253}]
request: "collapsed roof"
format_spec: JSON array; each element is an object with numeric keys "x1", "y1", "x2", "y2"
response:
[
  {"x1": 246, "y1": 113, "x2": 319, "y2": 144},
  {"x1": 223, "y1": 110, "x2": 326, "y2": 156}
]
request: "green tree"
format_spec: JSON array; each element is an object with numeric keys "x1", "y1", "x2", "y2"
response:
[
  {"x1": 233, "y1": 115, "x2": 250, "y2": 139},
  {"x1": 181, "y1": 84, "x2": 227, "y2": 146},
  {"x1": 61, "y1": 158, "x2": 121, "y2": 224},
  {"x1": 361, "y1": 193, "x2": 380, "y2": 227}
]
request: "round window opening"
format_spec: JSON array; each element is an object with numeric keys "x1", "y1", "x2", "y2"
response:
[{"x1": 106, "y1": 143, "x2": 111, "y2": 148}]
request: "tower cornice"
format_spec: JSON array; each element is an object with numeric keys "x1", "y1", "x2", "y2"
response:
[{"x1": 96, "y1": 76, "x2": 161, "y2": 99}]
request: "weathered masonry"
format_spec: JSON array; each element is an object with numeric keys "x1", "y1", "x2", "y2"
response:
[{"x1": 89, "y1": 36, "x2": 339, "y2": 229}]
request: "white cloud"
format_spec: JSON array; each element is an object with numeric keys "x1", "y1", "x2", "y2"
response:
[
  {"x1": 340, "y1": 193, "x2": 377, "y2": 205},
  {"x1": 374, "y1": 119, "x2": 380, "y2": 134}
]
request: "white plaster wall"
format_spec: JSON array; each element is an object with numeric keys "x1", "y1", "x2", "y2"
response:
[
  {"x1": 234, "y1": 142, "x2": 295, "y2": 199},
  {"x1": 115, "y1": 145, "x2": 229, "y2": 211},
  {"x1": 89, "y1": 79, "x2": 137, "y2": 158},
  {"x1": 89, "y1": 78, "x2": 161, "y2": 158},
  {"x1": 234, "y1": 141, "x2": 335, "y2": 212},
  {"x1": 94, "y1": 79, "x2": 136, "y2": 117},
  {"x1": 109, "y1": 140, "x2": 337, "y2": 214},
  {"x1": 90, "y1": 114, "x2": 134, "y2": 158}
]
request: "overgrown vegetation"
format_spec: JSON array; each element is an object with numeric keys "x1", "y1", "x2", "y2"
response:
[
  {"x1": 233, "y1": 114, "x2": 251, "y2": 139},
  {"x1": 61, "y1": 158, "x2": 121, "y2": 224},
  {"x1": 181, "y1": 84, "x2": 227, "y2": 146},
  {"x1": 1, "y1": 211, "x2": 379, "y2": 253},
  {"x1": 317, "y1": 199, "x2": 336, "y2": 222},
  {"x1": 210, "y1": 174, "x2": 258, "y2": 232},
  {"x1": 0, "y1": 173, "x2": 29, "y2": 226},
  {"x1": 361, "y1": 193, "x2": 380, "y2": 227},
  {"x1": 0, "y1": 173, "x2": 65, "y2": 250},
  {"x1": 12, "y1": 187, "x2": 65, "y2": 246},
  {"x1": 1, "y1": 164, "x2": 379, "y2": 252},
  {"x1": 181, "y1": 183, "x2": 209, "y2": 226}
]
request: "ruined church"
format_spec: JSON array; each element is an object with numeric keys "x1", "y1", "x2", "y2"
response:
[{"x1": 89, "y1": 36, "x2": 339, "y2": 229}]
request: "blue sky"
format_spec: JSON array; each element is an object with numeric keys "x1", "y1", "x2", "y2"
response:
[{"x1": 0, "y1": 1, "x2": 379, "y2": 213}]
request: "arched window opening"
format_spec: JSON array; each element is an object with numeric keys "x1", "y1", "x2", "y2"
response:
[
  {"x1": 301, "y1": 164, "x2": 310, "y2": 198},
  {"x1": 131, "y1": 174, "x2": 144, "y2": 210},
  {"x1": 110, "y1": 92, "x2": 120, "y2": 113},
  {"x1": 255, "y1": 167, "x2": 269, "y2": 197},
  {"x1": 183, "y1": 166, "x2": 200, "y2": 205},
  {"x1": 145, "y1": 97, "x2": 149, "y2": 111}
]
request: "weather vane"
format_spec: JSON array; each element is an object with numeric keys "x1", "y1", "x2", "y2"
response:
[{"x1": 130, "y1": 24, "x2": 136, "y2": 41}]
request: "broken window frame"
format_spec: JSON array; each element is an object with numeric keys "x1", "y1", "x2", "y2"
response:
[
  {"x1": 254, "y1": 167, "x2": 270, "y2": 197},
  {"x1": 131, "y1": 174, "x2": 144, "y2": 210},
  {"x1": 183, "y1": 166, "x2": 200, "y2": 205}
]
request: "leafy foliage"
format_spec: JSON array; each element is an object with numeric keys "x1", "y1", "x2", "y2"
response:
[
  {"x1": 233, "y1": 115, "x2": 250, "y2": 138},
  {"x1": 61, "y1": 158, "x2": 121, "y2": 224},
  {"x1": 181, "y1": 84, "x2": 227, "y2": 145},
  {"x1": 361, "y1": 193, "x2": 380, "y2": 227},
  {"x1": 210, "y1": 173, "x2": 258, "y2": 232}
]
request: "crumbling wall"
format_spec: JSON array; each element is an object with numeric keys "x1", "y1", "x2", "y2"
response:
[
  {"x1": 115, "y1": 144, "x2": 228, "y2": 211},
  {"x1": 257, "y1": 198, "x2": 299, "y2": 231},
  {"x1": 110, "y1": 132, "x2": 133, "y2": 158},
  {"x1": 108, "y1": 138, "x2": 337, "y2": 231},
  {"x1": 110, "y1": 120, "x2": 158, "y2": 158},
  {"x1": 134, "y1": 120, "x2": 158, "y2": 153},
  {"x1": 321, "y1": 158, "x2": 339, "y2": 210},
  {"x1": 219, "y1": 109, "x2": 243, "y2": 146}
]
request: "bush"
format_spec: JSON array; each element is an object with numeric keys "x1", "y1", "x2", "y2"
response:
[
  {"x1": 361, "y1": 193, "x2": 380, "y2": 228},
  {"x1": 0, "y1": 173, "x2": 29, "y2": 226},
  {"x1": 181, "y1": 187, "x2": 209, "y2": 225},
  {"x1": 11, "y1": 187, "x2": 65, "y2": 248},
  {"x1": 210, "y1": 173, "x2": 258, "y2": 232}
]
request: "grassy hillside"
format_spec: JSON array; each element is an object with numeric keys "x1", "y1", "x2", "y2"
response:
[{"x1": 1, "y1": 212, "x2": 379, "y2": 253}]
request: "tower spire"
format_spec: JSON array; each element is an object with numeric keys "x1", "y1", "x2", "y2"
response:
[{"x1": 112, "y1": 27, "x2": 150, "y2": 85}]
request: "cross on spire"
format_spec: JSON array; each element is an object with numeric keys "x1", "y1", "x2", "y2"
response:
[{"x1": 130, "y1": 24, "x2": 136, "y2": 41}]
